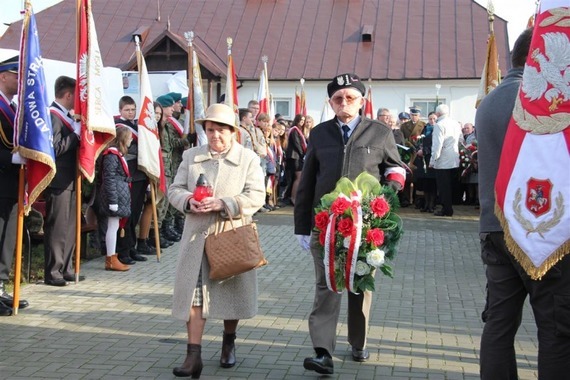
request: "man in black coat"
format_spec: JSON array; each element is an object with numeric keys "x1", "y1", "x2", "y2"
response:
[
  {"x1": 114, "y1": 96, "x2": 148, "y2": 264},
  {"x1": 43, "y1": 76, "x2": 81, "y2": 286},
  {"x1": 294, "y1": 73, "x2": 405, "y2": 374},
  {"x1": 0, "y1": 57, "x2": 29, "y2": 314}
]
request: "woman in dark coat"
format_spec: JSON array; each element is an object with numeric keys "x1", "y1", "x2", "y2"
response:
[
  {"x1": 284, "y1": 114, "x2": 307, "y2": 204},
  {"x1": 100, "y1": 127, "x2": 133, "y2": 271},
  {"x1": 414, "y1": 112, "x2": 437, "y2": 212}
]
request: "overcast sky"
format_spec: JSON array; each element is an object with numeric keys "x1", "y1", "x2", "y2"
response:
[{"x1": 1, "y1": 0, "x2": 538, "y2": 49}]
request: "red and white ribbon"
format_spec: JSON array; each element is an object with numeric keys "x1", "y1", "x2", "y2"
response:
[
  {"x1": 345, "y1": 191, "x2": 363, "y2": 294},
  {"x1": 324, "y1": 192, "x2": 364, "y2": 294}
]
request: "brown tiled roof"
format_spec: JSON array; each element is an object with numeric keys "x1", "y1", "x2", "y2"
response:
[{"x1": 0, "y1": 0, "x2": 511, "y2": 80}]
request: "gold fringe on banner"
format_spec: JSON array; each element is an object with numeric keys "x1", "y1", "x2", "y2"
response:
[{"x1": 495, "y1": 201, "x2": 570, "y2": 280}]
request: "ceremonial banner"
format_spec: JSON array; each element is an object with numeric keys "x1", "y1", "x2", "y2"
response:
[
  {"x1": 257, "y1": 60, "x2": 270, "y2": 118},
  {"x1": 137, "y1": 53, "x2": 166, "y2": 194},
  {"x1": 320, "y1": 97, "x2": 333, "y2": 123},
  {"x1": 364, "y1": 86, "x2": 374, "y2": 119},
  {"x1": 495, "y1": 0, "x2": 570, "y2": 279},
  {"x1": 294, "y1": 86, "x2": 307, "y2": 116},
  {"x1": 76, "y1": 0, "x2": 116, "y2": 182},
  {"x1": 475, "y1": 30, "x2": 500, "y2": 108},
  {"x1": 188, "y1": 50, "x2": 207, "y2": 146},
  {"x1": 14, "y1": 4, "x2": 56, "y2": 214},
  {"x1": 224, "y1": 41, "x2": 238, "y2": 114}
]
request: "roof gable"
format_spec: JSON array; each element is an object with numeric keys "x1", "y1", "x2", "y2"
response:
[{"x1": 0, "y1": 0, "x2": 511, "y2": 81}]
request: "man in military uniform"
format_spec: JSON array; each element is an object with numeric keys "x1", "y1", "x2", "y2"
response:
[
  {"x1": 157, "y1": 94, "x2": 188, "y2": 240},
  {"x1": 0, "y1": 57, "x2": 29, "y2": 314},
  {"x1": 400, "y1": 107, "x2": 425, "y2": 140},
  {"x1": 399, "y1": 107, "x2": 426, "y2": 207}
]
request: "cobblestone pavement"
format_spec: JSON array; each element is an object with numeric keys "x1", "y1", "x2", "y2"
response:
[{"x1": 0, "y1": 205, "x2": 538, "y2": 379}]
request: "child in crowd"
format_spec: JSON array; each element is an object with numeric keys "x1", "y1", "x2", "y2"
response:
[{"x1": 100, "y1": 127, "x2": 133, "y2": 271}]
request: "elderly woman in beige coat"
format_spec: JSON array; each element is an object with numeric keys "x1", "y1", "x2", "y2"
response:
[{"x1": 168, "y1": 103, "x2": 265, "y2": 378}]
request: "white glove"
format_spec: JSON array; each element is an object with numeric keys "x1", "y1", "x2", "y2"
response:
[
  {"x1": 109, "y1": 204, "x2": 119, "y2": 212},
  {"x1": 11, "y1": 152, "x2": 27, "y2": 165},
  {"x1": 296, "y1": 235, "x2": 311, "y2": 251},
  {"x1": 72, "y1": 121, "x2": 81, "y2": 136}
]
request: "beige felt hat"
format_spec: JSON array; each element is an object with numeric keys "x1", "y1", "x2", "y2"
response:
[{"x1": 196, "y1": 103, "x2": 238, "y2": 131}]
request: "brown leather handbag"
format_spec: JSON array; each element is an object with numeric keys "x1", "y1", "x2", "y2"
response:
[{"x1": 205, "y1": 200, "x2": 267, "y2": 281}]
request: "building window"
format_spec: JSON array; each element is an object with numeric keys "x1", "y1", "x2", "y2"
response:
[
  {"x1": 410, "y1": 99, "x2": 445, "y2": 116},
  {"x1": 274, "y1": 98, "x2": 291, "y2": 119}
]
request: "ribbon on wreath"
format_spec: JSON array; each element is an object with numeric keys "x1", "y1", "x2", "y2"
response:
[
  {"x1": 345, "y1": 191, "x2": 363, "y2": 294},
  {"x1": 324, "y1": 212, "x2": 339, "y2": 293},
  {"x1": 323, "y1": 192, "x2": 364, "y2": 294}
]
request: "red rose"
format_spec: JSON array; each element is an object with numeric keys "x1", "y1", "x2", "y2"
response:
[
  {"x1": 314, "y1": 211, "x2": 329, "y2": 230},
  {"x1": 337, "y1": 217, "x2": 354, "y2": 237},
  {"x1": 319, "y1": 230, "x2": 327, "y2": 246},
  {"x1": 331, "y1": 197, "x2": 351, "y2": 215},
  {"x1": 366, "y1": 228, "x2": 385, "y2": 247},
  {"x1": 370, "y1": 196, "x2": 390, "y2": 218}
]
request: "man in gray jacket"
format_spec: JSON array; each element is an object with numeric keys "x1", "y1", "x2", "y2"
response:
[
  {"x1": 476, "y1": 27, "x2": 570, "y2": 378},
  {"x1": 294, "y1": 73, "x2": 405, "y2": 374}
]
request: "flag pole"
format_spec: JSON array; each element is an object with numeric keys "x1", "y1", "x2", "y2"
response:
[
  {"x1": 74, "y1": 156, "x2": 82, "y2": 283},
  {"x1": 12, "y1": 166, "x2": 26, "y2": 315},
  {"x1": 184, "y1": 31, "x2": 195, "y2": 140},
  {"x1": 73, "y1": 0, "x2": 83, "y2": 284},
  {"x1": 150, "y1": 182, "x2": 161, "y2": 262}
]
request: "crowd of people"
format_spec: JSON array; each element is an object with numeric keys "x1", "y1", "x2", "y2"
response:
[
  {"x1": 379, "y1": 106, "x2": 479, "y2": 217},
  {"x1": 0, "y1": 23, "x2": 567, "y2": 379}
]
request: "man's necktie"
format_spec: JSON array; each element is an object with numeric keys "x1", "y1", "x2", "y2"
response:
[{"x1": 342, "y1": 124, "x2": 350, "y2": 144}]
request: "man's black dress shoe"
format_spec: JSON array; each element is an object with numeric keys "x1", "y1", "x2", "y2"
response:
[
  {"x1": 434, "y1": 210, "x2": 453, "y2": 217},
  {"x1": 45, "y1": 278, "x2": 67, "y2": 287},
  {"x1": 0, "y1": 290, "x2": 29, "y2": 309},
  {"x1": 0, "y1": 301, "x2": 12, "y2": 316},
  {"x1": 63, "y1": 274, "x2": 86, "y2": 282},
  {"x1": 118, "y1": 256, "x2": 136, "y2": 265},
  {"x1": 303, "y1": 355, "x2": 334, "y2": 374},
  {"x1": 351, "y1": 347, "x2": 370, "y2": 362},
  {"x1": 130, "y1": 252, "x2": 148, "y2": 262}
]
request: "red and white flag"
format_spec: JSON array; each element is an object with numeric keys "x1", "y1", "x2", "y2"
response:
[
  {"x1": 295, "y1": 88, "x2": 301, "y2": 116},
  {"x1": 494, "y1": 0, "x2": 570, "y2": 280},
  {"x1": 76, "y1": 0, "x2": 116, "y2": 182},
  {"x1": 137, "y1": 51, "x2": 166, "y2": 194},
  {"x1": 258, "y1": 59, "x2": 270, "y2": 117},
  {"x1": 364, "y1": 86, "x2": 374, "y2": 119},
  {"x1": 224, "y1": 41, "x2": 238, "y2": 115}
]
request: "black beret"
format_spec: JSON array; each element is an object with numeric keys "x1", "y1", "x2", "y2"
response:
[{"x1": 327, "y1": 73, "x2": 366, "y2": 98}]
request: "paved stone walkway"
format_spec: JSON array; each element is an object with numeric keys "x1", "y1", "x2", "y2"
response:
[{"x1": 0, "y1": 206, "x2": 539, "y2": 379}]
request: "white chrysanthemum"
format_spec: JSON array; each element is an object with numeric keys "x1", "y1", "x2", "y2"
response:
[
  {"x1": 343, "y1": 237, "x2": 351, "y2": 248},
  {"x1": 366, "y1": 249, "x2": 385, "y2": 267},
  {"x1": 355, "y1": 261, "x2": 371, "y2": 276}
]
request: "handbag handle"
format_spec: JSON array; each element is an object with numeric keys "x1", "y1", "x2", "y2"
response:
[{"x1": 213, "y1": 198, "x2": 246, "y2": 236}]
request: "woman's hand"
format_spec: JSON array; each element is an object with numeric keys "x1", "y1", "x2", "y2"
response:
[{"x1": 189, "y1": 196, "x2": 224, "y2": 213}]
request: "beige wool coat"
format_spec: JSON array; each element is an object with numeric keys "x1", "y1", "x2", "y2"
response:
[{"x1": 169, "y1": 142, "x2": 266, "y2": 322}]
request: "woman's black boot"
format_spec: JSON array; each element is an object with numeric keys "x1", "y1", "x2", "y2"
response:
[
  {"x1": 173, "y1": 344, "x2": 203, "y2": 378},
  {"x1": 220, "y1": 332, "x2": 236, "y2": 368}
]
